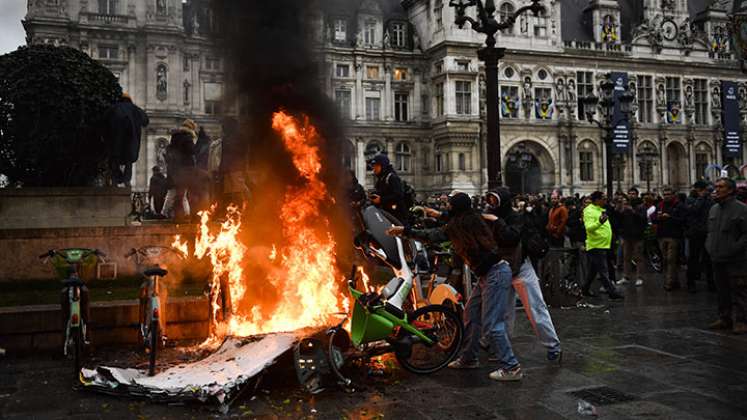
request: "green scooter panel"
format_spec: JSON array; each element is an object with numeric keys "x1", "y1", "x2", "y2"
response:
[{"x1": 349, "y1": 289, "x2": 394, "y2": 346}]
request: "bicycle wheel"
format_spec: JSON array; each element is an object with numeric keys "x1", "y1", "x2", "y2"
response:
[
  {"x1": 149, "y1": 319, "x2": 159, "y2": 376},
  {"x1": 395, "y1": 305, "x2": 463, "y2": 374}
]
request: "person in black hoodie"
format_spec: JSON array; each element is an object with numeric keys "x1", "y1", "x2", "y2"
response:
[
  {"x1": 685, "y1": 181, "x2": 715, "y2": 293},
  {"x1": 368, "y1": 154, "x2": 407, "y2": 224},
  {"x1": 485, "y1": 189, "x2": 562, "y2": 362},
  {"x1": 161, "y1": 119, "x2": 196, "y2": 220},
  {"x1": 388, "y1": 193, "x2": 523, "y2": 381}
]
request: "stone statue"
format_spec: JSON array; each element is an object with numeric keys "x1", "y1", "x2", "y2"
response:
[
  {"x1": 193, "y1": 11, "x2": 200, "y2": 35},
  {"x1": 156, "y1": 138, "x2": 168, "y2": 173},
  {"x1": 739, "y1": 85, "x2": 747, "y2": 110},
  {"x1": 555, "y1": 78, "x2": 566, "y2": 102},
  {"x1": 566, "y1": 79, "x2": 577, "y2": 104},
  {"x1": 684, "y1": 85, "x2": 694, "y2": 109},
  {"x1": 413, "y1": 31, "x2": 422, "y2": 51},
  {"x1": 711, "y1": 86, "x2": 721, "y2": 110},
  {"x1": 156, "y1": 64, "x2": 168, "y2": 101},
  {"x1": 355, "y1": 31, "x2": 363, "y2": 48},
  {"x1": 678, "y1": 18, "x2": 694, "y2": 53},
  {"x1": 522, "y1": 76, "x2": 533, "y2": 119},
  {"x1": 656, "y1": 83, "x2": 666, "y2": 107},
  {"x1": 383, "y1": 30, "x2": 390, "y2": 49}
]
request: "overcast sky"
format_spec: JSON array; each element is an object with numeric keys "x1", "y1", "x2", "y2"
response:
[{"x1": 0, "y1": 0, "x2": 28, "y2": 55}]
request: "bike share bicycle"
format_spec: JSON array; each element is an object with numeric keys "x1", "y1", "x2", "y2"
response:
[
  {"x1": 125, "y1": 245, "x2": 186, "y2": 376},
  {"x1": 39, "y1": 248, "x2": 106, "y2": 379},
  {"x1": 310, "y1": 205, "x2": 463, "y2": 389}
]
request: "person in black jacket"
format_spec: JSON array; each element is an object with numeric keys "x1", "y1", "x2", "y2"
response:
[
  {"x1": 652, "y1": 186, "x2": 688, "y2": 290},
  {"x1": 685, "y1": 180, "x2": 715, "y2": 293},
  {"x1": 617, "y1": 196, "x2": 648, "y2": 287},
  {"x1": 103, "y1": 93, "x2": 149, "y2": 187},
  {"x1": 368, "y1": 154, "x2": 407, "y2": 224},
  {"x1": 388, "y1": 193, "x2": 523, "y2": 381}
]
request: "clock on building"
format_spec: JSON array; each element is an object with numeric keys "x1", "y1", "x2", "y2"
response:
[{"x1": 661, "y1": 19, "x2": 678, "y2": 41}]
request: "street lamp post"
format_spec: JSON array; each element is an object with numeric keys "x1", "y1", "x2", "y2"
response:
[
  {"x1": 636, "y1": 143, "x2": 658, "y2": 193},
  {"x1": 450, "y1": 0, "x2": 545, "y2": 191},
  {"x1": 582, "y1": 75, "x2": 634, "y2": 197}
]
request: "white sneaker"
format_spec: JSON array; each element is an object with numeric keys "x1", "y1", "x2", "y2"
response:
[
  {"x1": 635, "y1": 279, "x2": 644, "y2": 287},
  {"x1": 489, "y1": 365, "x2": 523, "y2": 381},
  {"x1": 599, "y1": 286, "x2": 607, "y2": 293},
  {"x1": 616, "y1": 278, "x2": 630, "y2": 286}
]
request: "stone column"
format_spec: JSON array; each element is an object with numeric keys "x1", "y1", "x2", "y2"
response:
[
  {"x1": 356, "y1": 137, "x2": 366, "y2": 184},
  {"x1": 413, "y1": 70, "x2": 422, "y2": 122},
  {"x1": 355, "y1": 63, "x2": 363, "y2": 119},
  {"x1": 384, "y1": 64, "x2": 393, "y2": 120}
]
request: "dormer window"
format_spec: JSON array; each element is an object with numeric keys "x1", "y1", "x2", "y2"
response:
[
  {"x1": 456, "y1": 60, "x2": 470, "y2": 72},
  {"x1": 391, "y1": 22, "x2": 406, "y2": 48},
  {"x1": 499, "y1": 3, "x2": 515, "y2": 34},
  {"x1": 364, "y1": 20, "x2": 377, "y2": 45},
  {"x1": 334, "y1": 19, "x2": 347, "y2": 42},
  {"x1": 533, "y1": 15, "x2": 548, "y2": 37}
]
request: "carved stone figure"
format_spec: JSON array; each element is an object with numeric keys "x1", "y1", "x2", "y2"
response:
[
  {"x1": 412, "y1": 30, "x2": 422, "y2": 51},
  {"x1": 711, "y1": 86, "x2": 721, "y2": 110},
  {"x1": 739, "y1": 85, "x2": 747, "y2": 110},
  {"x1": 678, "y1": 18, "x2": 694, "y2": 53},
  {"x1": 566, "y1": 79, "x2": 577, "y2": 105},
  {"x1": 156, "y1": 138, "x2": 168, "y2": 173},
  {"x1": 656, "y1": 83, "x2": 666, "y2": 107},
  {"x1": 383, "y1": 30, "x2": 390, "y2": 49},
  {"x1": 684, "y1": 85, "x2": 694, "y2": 109},
  {"x1": 156, "y1": 64, "x2": 167, "y2": 101},
  {"x1": 522, "y1": 76, "x2": 533, "y2": 119}
]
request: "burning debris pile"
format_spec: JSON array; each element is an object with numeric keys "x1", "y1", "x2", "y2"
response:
[{"x1": 175, "y1": 111, "x2": 346, "y2": 339}]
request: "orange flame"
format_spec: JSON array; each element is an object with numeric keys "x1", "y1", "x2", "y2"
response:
[{"x1": 179, "y1": 111, "x2": 345, "y2": 338}]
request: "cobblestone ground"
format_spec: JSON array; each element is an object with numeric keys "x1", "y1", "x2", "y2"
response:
[{"x1": 2, "y1": 271, "x2": 746, "y2": 419}]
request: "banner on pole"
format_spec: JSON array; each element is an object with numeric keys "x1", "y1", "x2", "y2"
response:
[
  {"x1": 610, "y1": 72, "x2": 631, "y2": 154},
  {"x1": 721, "y1": 80, "x2": 742, "y2": 159}
]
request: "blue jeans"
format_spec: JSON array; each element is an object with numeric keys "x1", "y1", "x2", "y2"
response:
[
  {"x1": 505, "y1": 259, "x2": 561, "y2": 353},
  {"x1": 461, "y1": 261, "x2": 518, "y2": 369}
]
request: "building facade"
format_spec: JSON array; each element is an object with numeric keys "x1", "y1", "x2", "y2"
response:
[
  {"x1": 23, "y1": 0, "x2": 747, "y2": 195},
  {"x1": 24, "y1": 0, "x2": 225, "y2": 190}
]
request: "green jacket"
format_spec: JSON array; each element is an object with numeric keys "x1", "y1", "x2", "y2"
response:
[{"x1": 583, "y1": 204, "x2": 611, "y2": 250}]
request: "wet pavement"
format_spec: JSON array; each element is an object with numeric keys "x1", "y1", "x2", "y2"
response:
[{"x1": 2, "y1": 271, "x2": 746, "y2": 419}]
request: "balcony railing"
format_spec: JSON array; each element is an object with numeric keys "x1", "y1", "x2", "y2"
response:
[{"x1": 80, "y1": 13, "x2": 131, "y2": 26}]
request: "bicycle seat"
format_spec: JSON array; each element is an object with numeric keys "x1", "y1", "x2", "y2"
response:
[{"x1": 144, "y1": 268, "x2": 168, "y2": 277}]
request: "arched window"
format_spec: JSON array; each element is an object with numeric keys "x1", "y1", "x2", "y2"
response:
[
  {"x1": 395, "y1": 142, "x2": 411, "y2": 172},
  {"x1": 636, "y1": 141, "x2": 658, "y2": 184},
  {"x1": 578, "y1": 140, "x2": 597, "y2": 181},
  {"x1": 499, "y1": 3, "x2": 515, "y2": 35},
  {"x1": 694, "y1": 142, "x2": 712, "y2": 180}
]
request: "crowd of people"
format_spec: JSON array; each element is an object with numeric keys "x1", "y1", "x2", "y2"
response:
[{"x1": 356, "y1": 152, "x2": 747, "y2": 383}]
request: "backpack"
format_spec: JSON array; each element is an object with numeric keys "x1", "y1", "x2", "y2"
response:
[
  {"x1": 385, "y1": 172, "x2": 416, "y2": 211},
  {"x1": 521, "y1": 211, "x2": 550, "y2": 260}
]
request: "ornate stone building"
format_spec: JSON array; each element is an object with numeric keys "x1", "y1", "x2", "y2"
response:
[
  {"x1": 24, "y1": 0, "x2": 224, "y2": 190},
  {"x1": 23, "y1": 0, "x2": 747, "y2": 195}
]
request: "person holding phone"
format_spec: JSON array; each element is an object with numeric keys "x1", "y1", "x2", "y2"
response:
[{"x1": 368, "y1": 154, "x2": 407, "y2": 224}]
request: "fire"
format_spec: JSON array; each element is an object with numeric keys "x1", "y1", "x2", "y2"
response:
[{"x1": 177, "y1": 110, "x2": 345, "y2": 338}]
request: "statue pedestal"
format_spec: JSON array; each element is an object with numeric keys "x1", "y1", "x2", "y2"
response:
[{"x1": 0, "y1": 187, "x2": 132, "y2": 230}]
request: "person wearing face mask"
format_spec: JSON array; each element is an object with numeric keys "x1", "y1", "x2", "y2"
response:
[
  {"x1": 388, "y1": 192, "x2": 523, "y2": 381},
  {"x1": 706, "y1": 178, "x2": 747, "y2": 334}
]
